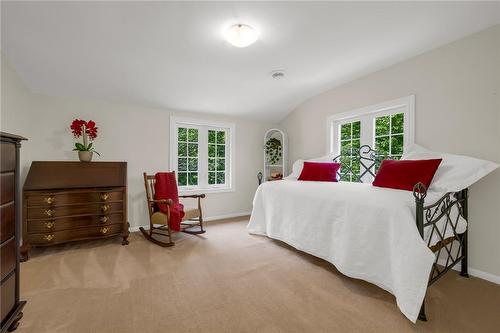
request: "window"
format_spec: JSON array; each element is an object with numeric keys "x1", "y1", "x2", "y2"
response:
[
  {"x1": 327, "y1": 96, "x2": 415, "y2": 181},
  {"x1": 177, "y1": 127, "x2": 199, "y2": 186},
  {"x1": 170, "y1": 117, "x2": 235, "y2": 193},
  {"x1": 374, "y1": 113, "x2": 404, "y2": 160},
  {"x1": 339, "y1": 121, "x2": 361, "y2": 182},
  {"x1": 208, "y1": 129, "x2": 227, "y2": 185}
]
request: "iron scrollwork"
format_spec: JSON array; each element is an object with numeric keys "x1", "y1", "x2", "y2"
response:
[{"x1": 332, "y1": 144, "x2": 391, "y2": 182}]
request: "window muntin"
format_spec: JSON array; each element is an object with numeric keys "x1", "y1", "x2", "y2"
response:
[{"x1": 171, "y1": 117, "x2": 234, "y2": 193}]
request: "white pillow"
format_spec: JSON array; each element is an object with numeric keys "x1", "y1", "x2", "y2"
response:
[{"x1": 402, "y1": 144, "x2": 499, "y2": 192}]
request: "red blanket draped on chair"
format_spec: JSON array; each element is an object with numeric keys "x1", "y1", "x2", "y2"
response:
[{"x1": 154, "y1": 172, "x2": 185, "y2": 232}]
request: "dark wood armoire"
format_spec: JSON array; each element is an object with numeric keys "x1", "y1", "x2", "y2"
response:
[
  {"x1": 1, "y1": 132, "x2": 27, "y2": 333},
  {"x1": 21, "y1": 161, "x2": 130, "y2": 260}
]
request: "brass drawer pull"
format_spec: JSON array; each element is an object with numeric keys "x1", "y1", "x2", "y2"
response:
[
  {"x1": 44, "y1": 196, "x2": 55, "y2": 204},
  {"x1": 100, "y1": 216, "x2": 108, "y2": 223},
  {"x1": 45, "y1": 221, "x2": 55, "y2": 229},
  {"x1": 100, "y1": 227, "x2": 109, "y2": 234},
  {"x1": 100, "y1": 193, "x2": 109, "y2": 201},
  {"x1": 101, "y1": 204, "x2": 110, "y2": 212},
  {"x1": 45, "y1": 209, "x2": 55, "y2": 217},
  {"x1": 44, "y1": 234, "x2": 54, "y2": 242}
]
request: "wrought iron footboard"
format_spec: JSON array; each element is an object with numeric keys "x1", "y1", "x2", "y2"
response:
[
  {"x1": 333, "y1": 145, "x2": 469, "y2": 321},
  {"x1": 413, "y1": 184, "x2": 469, "y2": 285},
  {"x1": 413, "y1": 183, "x2": 469, "y2": 321}
]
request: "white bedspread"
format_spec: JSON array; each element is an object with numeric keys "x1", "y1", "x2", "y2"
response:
[{"x1": 247, "y1": 180, "x2": 451, "y2": 322}]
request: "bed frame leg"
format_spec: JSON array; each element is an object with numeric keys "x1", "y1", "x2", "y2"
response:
[
  {"x1": 460, "y1": 231, "x2": 469, "y2": 278},
  {"x1": 418, "y1": 300, "x2": 427, "y2": 322},
  {"x1": 459, "y1": 189, "x2": 469, "y2": 278}
]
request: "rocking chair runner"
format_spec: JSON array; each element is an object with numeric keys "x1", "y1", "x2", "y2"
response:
[{"x1": 140, "y1": 172, "x2": 206, "y2": 247}]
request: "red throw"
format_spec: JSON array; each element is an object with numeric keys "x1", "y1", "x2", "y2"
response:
[{"x1": 154, "y1": 172, "x2": 185, "y2": 231}]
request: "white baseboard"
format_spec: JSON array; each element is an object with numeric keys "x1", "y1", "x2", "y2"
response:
[
  {"x1": 204, "y1": 211, "x2": 251, "y2": 222},
  {"x1": 468, "y1": 267, "x2": 500, "y2": 285},
  {"x1": 437, "y1": 259, "x2": 500, "y2": 285},
  {"x1": 129, "y1": 211, "x2": 251, "y2": 232}
]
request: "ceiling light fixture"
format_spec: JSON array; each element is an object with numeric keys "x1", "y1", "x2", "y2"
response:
[{"x1": 224, "y1": 24, "x2": 258, "y2": 48}]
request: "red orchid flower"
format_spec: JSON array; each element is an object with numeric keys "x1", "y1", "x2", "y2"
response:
[
  {"x1": 70, "y1": 119, "x2": 86, "y2": 138},
  {"x1": 70, "y1": 119, "x2": 99, "y2": 139},
  {"x1": 85, "y1": 120, "x2": 98, "y2": 140}
]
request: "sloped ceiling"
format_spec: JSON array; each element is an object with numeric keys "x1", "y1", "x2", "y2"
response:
[{"x1": 2, "y1": 1, "x2": 499, "y2": 122}]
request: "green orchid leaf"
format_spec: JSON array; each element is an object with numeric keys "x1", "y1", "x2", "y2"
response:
[{"x1": 75, "y1": 142, "x2": 86, "y2": 151}]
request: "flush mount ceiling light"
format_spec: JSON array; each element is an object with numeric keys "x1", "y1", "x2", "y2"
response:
[{"x1": 224, "y1": 24, "x2": 258, "y2": 48}]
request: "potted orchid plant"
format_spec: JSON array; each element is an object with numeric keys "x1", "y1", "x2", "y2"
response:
[{"x1": 70, "y1": 119, "x2": 100, "y2": 162}]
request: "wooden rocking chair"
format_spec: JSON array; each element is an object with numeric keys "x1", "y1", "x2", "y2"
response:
[{"x1": 140, "y1": 172, "x2": 206, "y2": 247}]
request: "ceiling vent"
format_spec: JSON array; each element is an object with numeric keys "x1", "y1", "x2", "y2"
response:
[{"x1": 270, "y1": 70, "x2": 285, "y2": 79}]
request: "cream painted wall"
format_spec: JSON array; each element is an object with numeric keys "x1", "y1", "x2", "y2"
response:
[
  {"x1": 1, "y1": 54, "x2": 274, "y2": 229},
  {"x1": 280, "y1": 25, "x2": 500, "y2": 278}
]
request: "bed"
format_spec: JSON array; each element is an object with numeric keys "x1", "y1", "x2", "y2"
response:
[{"x1": 247, "y1": 145, "x2": 474, "y2": 322}]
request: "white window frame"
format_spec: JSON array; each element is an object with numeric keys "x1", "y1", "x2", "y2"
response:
[
  {"x1": 326, "y1": 95, "x2": 415, "y2": 156},
  {"x1": 170, "y1": 116, "x2": 235, "y2": 194}
]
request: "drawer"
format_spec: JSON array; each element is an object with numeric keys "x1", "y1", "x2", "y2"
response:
[
  {"x1": 0, "y1": 142, "x2": 16, "y2": 172},
  {"x1": 1, "y1": 272, "x2": 16, "y2": 324},
  {"x1": 1, "y1": 237, "x2": 16, "y2": 281},
  {"x1": 0, "y1": 202, "x2": 15, "y2": 243},
  {"x1": 28, "y1": 223, "x2": 123, "y2": 246},
  {"x1": 27, "y1": 202, "x2": 123, "y2": 219},
  {"x1": 27, "y1": 212, "x2": 123, "y2": 233},
  {"x1": 0, "y1": 172, "x2": 15, "y2": 205},
  {"x1": 27, "y1": 190, "x2": 124, "y2": 206}
]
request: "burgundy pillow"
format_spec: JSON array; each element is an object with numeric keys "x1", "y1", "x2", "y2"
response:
[
  {"x1": 298, "y1": 162, "x2": 341, "y2": 182},
  {"x1": 372, "y1": 159, "x2": 442, "y2": 191}
]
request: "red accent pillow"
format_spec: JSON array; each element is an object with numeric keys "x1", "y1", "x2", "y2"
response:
[
  {"x1": 154, "y1": 172, "x2": 185, "y2": 231},
  {"x1": 298, "y1": 162, "x2": 341, "y2": 182},
  {"x1": 372, "y1": 159, "x2": 442, "y2": 191}
]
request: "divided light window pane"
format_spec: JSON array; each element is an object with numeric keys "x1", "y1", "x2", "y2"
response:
[
  {"x1": 208, "y1": 129, "x2": 226, "y2": 185},
  {"x1": 339, "y1": 121, "x2": 361, "y2": 182},
  {"x1": 374, "y1": 113, "x2": 404, "y2": 171},
  {"x1": 177, "y1": 127, "x2": 199, "y2": 186}
]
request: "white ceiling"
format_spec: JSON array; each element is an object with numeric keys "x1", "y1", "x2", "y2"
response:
[{"x1": 2, "y1": 2, "x2": 499, "y2": 122}]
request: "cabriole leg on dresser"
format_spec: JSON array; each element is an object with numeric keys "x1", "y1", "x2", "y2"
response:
[
  {"x1": 121, "y1": 222, "x2": 130, "y2": 245},
  {"x1": 20, "y1": 244, "x2": 30, "y2": 262}
]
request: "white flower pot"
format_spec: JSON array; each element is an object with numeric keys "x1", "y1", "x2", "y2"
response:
[{"x1": 78, "y1": 151, "x2": 93, "y2": 162}]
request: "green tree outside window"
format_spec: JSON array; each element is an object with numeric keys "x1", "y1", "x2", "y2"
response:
[{"x1": 177, "y1": 127, "x2": 199, "y2": 186}]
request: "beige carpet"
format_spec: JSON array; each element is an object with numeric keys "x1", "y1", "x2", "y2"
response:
[{"x1": 17, "y1": 218, "x2": 500, "y2": 333}]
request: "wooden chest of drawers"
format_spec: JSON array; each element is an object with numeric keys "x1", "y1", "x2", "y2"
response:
[
  {"x1": 21, "y1": 162, "x2": 130, "y2": 260},
  {"x1": 1, "y1": 132, "x2": 26, "y2": 332}
]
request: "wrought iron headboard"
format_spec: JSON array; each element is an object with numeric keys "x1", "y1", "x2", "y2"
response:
[{"x1": 332, "y1": 144, "x2": 391, "y2": 183}]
